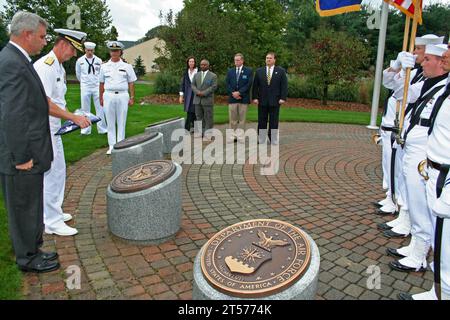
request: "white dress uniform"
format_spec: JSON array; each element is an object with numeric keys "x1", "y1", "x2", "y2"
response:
[
  {"x1": 395, "y1": 75, "x2": 448, "y2": 269},
  {"x1": 75, "y1": 49, "x2": 107, "y2": 135},
  {"x1": 423, "y1": 77, "x2": 450, "y2": 300},
  {"x1": 34, "y1": 50, "x2": 70, "y2": 231},
  {"x1": 99, "y1": 57, "x2": 137, "y2": 151}
]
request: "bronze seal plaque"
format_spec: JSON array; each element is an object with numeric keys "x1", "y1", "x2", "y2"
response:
[
  {"x1": 111, "y1": 160, "x2": 176, "y2": 194},
  {"x1": 114, "y1": 132, "x2": 159, "y2": 150},
  {"x1": 200, "y1": 219, "x2": 311, "y2": 298}
]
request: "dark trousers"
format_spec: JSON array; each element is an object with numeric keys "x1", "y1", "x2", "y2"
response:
[
  {"x1": 1, "y1": 173, "x2": 44, "y2": 267},
  {"x1": 257, "y1": 105, "x2": 280, "y2": 140},
  {"x1": 185, "y1": 111, "x2": 196, "y2": 131},
  {"x1": 195, "y1": 104, "x2": 214, "y2": 136}
]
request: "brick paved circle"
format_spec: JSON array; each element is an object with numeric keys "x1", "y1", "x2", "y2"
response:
[{"x1": 22, "y1": 123, "x2": 433, "y2": 300}]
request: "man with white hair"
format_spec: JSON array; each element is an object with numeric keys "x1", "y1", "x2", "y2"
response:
[
  {"x1": 0, "y1": 11, "x2": 88, "y2": 273},
  {"x1": 76, "y1": 41, "x2": 107, "y2": 135},
  {"x1": 399, "y1": 40, "x2": 450, "y2": 300},
  {"x1": 388, "y1": 43, "x2": 448, "y2": 274}
]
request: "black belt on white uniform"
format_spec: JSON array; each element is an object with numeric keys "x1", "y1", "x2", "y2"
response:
[
  {"x1": 381, "y1": 126, "x2": 397, "y2": 132},
  {"x1": 418, "y1": 118, "x2": 431, "y2": 127}
]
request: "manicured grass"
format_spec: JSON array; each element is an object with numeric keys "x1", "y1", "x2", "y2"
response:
[
  {"x1": 0, "y1": 82, "x2": 380, "y2": 299},
  {"x1": 0, "y1": 197, "x2": 22, "y2": 300}
]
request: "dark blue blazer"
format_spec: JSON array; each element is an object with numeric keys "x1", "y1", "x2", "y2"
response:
[
  {"x1": 180, "y1": 69, "x2": 196, "y2": 113},
  {"x1": 226, "y1": 66, "x2": 253, "y2": 104},
  {"x1": 252, "y1": 66, "x2": 288, "y2": 107}
]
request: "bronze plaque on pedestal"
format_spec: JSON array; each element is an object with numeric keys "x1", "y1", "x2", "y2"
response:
[
  {"x1": 110, "y1": 160, "x2": 175, "y2": 193},
  {"x1": 114, "y1": 132, "x2": 159, "y2": 150},
  {"x1": 200, "y1": 219, "x2": 311, "y2": 298}
]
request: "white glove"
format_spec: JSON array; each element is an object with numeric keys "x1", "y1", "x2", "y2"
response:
[
  {"x1": 399, "y1": 52, "x2": 416, "y2": 70},
  {"x1": 390, "y1": 59, "x2": 401, "y2": 70},
  {"x1": 432, "y1": 186, "x2": 450, "y2": 219}
]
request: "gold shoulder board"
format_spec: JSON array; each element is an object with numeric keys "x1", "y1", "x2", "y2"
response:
[{"x1": 44, "y1": 57, "x2": 55, "y2": 66}]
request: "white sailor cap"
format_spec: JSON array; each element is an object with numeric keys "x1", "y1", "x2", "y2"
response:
[
  {"x1": 107, "y1": 41, "x2": 124, "y2": 50},
  {"x1": 54, "y1": 28, "x2": 87, "y2": 52},
  {"x1": 84, "y1": 42, "x2": 96, "y2": 50},
  {"x1": 415, "y1": 34, "x2": 445, "y2": 46},
  {"x1": 425, "y1": 44, "x2": 448, "y2": 57}
]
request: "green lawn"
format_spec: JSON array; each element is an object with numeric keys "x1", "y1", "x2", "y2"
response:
[{"x1": 0, "y1": 83, "x2": 381, "y2": 299}]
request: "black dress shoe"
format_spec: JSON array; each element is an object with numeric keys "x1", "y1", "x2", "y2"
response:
[
  {"x1": 373, "y1": 202, "x2": 382, "y2": 208},
  {"x1": 377, "y1": 209, "x2": 397, "y2": 216},
  {"x1": 386, "y1": 247, "x2": 406, "y2": 258},
  {"x1": 383, "y1": 229, "x2": 409, "y2": 238},
  {"x1": 40, "y1": 251, "x2": 59, "y2": 261},
  {"x1": 18, "y1": 259, "x2": 60, "y2": 273},
  {"x1": 398, "y1": 292, "x2": 414, "y2": 300},
  {"x1": 377, "y1": 222, "x2": 393, "y2": 231},
  {"x1": 389, "y1": 261, "x2": 426, "y2": 273}
]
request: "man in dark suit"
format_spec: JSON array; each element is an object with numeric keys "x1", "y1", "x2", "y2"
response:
[
  {"x1": 226, "y1": 53, "x2": 253, "y2": 143},
  {"x1": 0, "y1": 12, "x2": 89, "y2": 273},
  {"x1": 192, "y1": 59, "x2": 218, "y2": 141},
  {"x1": 252, "y1": 52, "x2": 288, "y2": 144}
]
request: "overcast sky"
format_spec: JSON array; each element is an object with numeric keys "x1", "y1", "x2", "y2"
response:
[
  {"x1": 0, "y1": 0, "x2": 184, "y2": 41},
  {"x1": 1, "y1": 0, "x2": 449, "y2": 41}
]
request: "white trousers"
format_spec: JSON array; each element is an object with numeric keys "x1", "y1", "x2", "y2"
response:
[
  {"x1": 80, "y1": 87, "x2": 107, "y2": 134},
  {"x1": 43, "y1": 133, "x2": 66, "y2": 228},
  {"x1": 103, "y1": 91, "x2": 129, "y2": 148},
  {"x1": 426, "y1": 167, "x2": 450, "y2": 296},
  {"x1": 403, "y1": 131, "x2": 432, "y2": 244},
  {"x1": 381, "y1": 129, "x2": 392, "y2": 195},
  {"x1": 395, "y1": 146, "x2": 408, "y2": 209}
]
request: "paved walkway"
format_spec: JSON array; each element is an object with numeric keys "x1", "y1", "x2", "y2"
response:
[{"x1": 22, "y1": 123, "x2": 433, "y2": 300}]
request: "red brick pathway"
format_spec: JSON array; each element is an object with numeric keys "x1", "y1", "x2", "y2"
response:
[{"x1": 22, "y1": 123, "x2": 433, "y2": 300}]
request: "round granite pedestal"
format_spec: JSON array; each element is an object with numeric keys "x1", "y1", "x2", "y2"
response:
[
  {"x1": 106, "y1": 161, "x2": 182, "y2": 244},
  {"x1": 111, "y1": 132, "x2": 163, "y2": 177},
  {"x1": 145, "y1": 117, "x2": 185, "y2": 154},
  {"x1": 192, "y1": 225, "x2": 320, "y2": 300}
]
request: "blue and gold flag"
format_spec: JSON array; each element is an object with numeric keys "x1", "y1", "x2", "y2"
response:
[{"x1": 316, "y1": 0, "x2": 363, "y2": 17}]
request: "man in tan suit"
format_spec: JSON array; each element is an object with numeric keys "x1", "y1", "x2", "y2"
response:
[{"x1": 191, "y1": 59, "x2": 218, "y2": 141}]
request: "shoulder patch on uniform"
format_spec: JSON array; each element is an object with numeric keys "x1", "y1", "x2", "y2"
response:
[{"x1": 44, "y1": 57, "x2": 55, "y2": 66}]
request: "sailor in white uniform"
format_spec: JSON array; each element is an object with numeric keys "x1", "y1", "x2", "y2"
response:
[
  {"x1": 34, "y1": 29, "x2": 91, "y2": 236},
  {"x1": 387, "y1": 44, "x2": 448, "y2": 274},
  {"x1": 399, "y1": 41, "x2": 450, "y2": 300},
  {"x1": 99, "y1": 41, "x2": 137, "y2": 155},
  {"x1": 75, "y1": 41, "x2": 107, "y2": 135}
]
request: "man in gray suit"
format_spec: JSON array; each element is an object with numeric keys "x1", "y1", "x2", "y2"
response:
[
  {"x1": 0, "y1": 11, "x2": 89, "y2": 273},
  {"x1": 191, "y1": 59, "x2": 218, "y2": 141}
]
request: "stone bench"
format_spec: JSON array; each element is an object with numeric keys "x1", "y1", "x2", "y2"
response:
[{"x1": 145, "y1": 117, "x2": 185, "y2": 155}]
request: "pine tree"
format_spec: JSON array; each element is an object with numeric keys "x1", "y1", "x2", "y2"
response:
[{"x1": 134, "y1": 55, "x2": 146, "y2": 77}]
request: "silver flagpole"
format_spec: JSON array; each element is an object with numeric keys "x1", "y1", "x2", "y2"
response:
[{"x1": 367, "y1": 1, "x2": 389, "y2": 130}]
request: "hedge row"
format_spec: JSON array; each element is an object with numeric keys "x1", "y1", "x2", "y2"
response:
[{"x1": 154, "y1": 72, "x2": 388, "y2": 105}]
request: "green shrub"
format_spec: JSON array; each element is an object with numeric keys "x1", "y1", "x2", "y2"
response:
[
  {"x1": 329, "y1": 81, "x2": 359, "y2": 103},
  {"x1": 287, "y1": 75, "x2": 321, "y2": 100},
  {"x1": 154, "y1": 72, "x2": 181, "y2": 94}
]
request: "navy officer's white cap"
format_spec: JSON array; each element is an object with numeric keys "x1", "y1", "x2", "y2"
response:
[
  {"x1": 107, "y1": 40, "x2": 124, "y2": 50},
  {"x1": 84, "y1": 42, "x2": 96, "y2": 50},
  {"x1": 54, "y1": 28, "x2": 87, "y2": 52}
]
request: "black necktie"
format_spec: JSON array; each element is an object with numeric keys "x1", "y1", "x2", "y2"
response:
[
  {"x1": 428, "y1": 85, "x2": 450, "y2": 135},
  {"x1": 86, "y1": 57, "x2": 95, "y2": 75}
]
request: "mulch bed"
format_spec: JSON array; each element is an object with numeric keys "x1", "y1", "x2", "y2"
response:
[{"x1": 140, "y1": 94, "x2": 373, "y2": 112}]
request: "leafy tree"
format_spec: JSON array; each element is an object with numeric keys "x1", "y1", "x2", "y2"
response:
[
  {"x1": 157, "y1": 0, "x2": 253, "y2": 75},
  {"x1": 3, "y1": 0, "x2": 112, "y2": 70},
  {"x1": 109, "y1": 25, "x2": 118, "y2": 40},
  {"x1": 0, "y1": 14, "x2": 8, "y2": 50},
  {"x1": 134, "y1": 55, "x2": 146, "y2": 77},
  {"x1": 300, "y1": 27, "x2": 370, "y2": 105}
]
